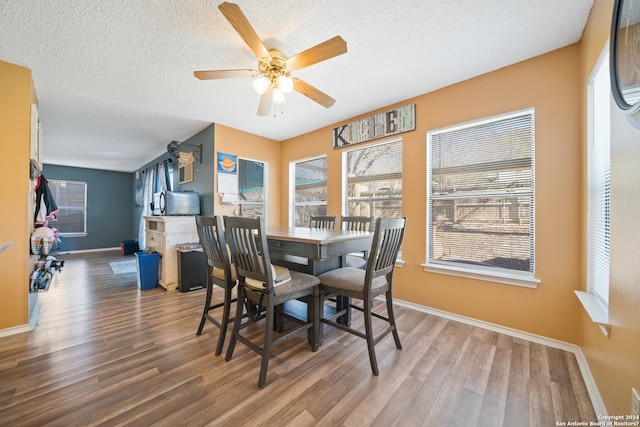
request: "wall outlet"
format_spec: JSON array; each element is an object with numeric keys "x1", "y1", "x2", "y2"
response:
[{"x1": 632, "y1": 388, "x2": 640, "y2": 416}]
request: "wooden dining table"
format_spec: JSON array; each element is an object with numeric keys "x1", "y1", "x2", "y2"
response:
[
  {"x1": 265, "y1": 226, "x2": 373, "y2": 275},
  {"x1": 265, "y1": 226, "x2": 374, "y2": 337}
]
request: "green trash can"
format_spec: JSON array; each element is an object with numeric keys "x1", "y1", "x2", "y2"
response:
[{"x1": 134, "y1": 251, "x2": 160, "y2": 290}]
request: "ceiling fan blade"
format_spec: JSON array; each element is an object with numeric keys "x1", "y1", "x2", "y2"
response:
[
  {"x1": 194, "y1": 69, "x2": 255, "y2": 80},
  {"x1": 257, "y1": 86, "x2": 273, "y2": 116},
  {"x1": 288, "y1": 36, "x2": 347, "y2": 70},
  {"x1": 218, "y1": 2, "x2": 270, "y2": 59},
  {"x1": 293, "y1": 78, "x2": 335, "y2": 108}
]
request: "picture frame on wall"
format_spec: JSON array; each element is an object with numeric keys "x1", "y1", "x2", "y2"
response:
[{"x1": 178, "y1": 162, "x2": 194, "y2": 184}]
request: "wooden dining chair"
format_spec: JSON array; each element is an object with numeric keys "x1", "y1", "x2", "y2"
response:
[
  {"x1": 195, "y1": 215, "x2": 237, "y2": 356},
  {"x1": 223, "y1": 215, "x2": 321, "y2": 389},
  {"x1": 341, "y1": 216, "x2": 374, "y2": 269},
  {"x1": 310, "y1": 215, "x2": 337, "y2": 229},
  {"x1": 318, "y1": 217, "x2": 406, "y2": 376}
]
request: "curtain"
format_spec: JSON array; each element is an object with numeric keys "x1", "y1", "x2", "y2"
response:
[
  {"x1": 137, "y1": 159, "x2": 173, "y2": 249},
  {"x1": 164, "y1": 159, "x2": 173, "y2": 192},
  {"x1": 158, "y1": 160, "x2": 170, "y2": 193},
  {"x1": 137, "y1": 166, "x2": 156, "y2": 249}
]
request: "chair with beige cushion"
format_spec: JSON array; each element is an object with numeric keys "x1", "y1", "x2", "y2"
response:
[
  {"x1": 310, "y1": 215, "x2": 337, "y2": 229},
  {"x1": 195, "y1": 215, "x2": 237, "y2": 356},
  {"x1": 341, "y1": 216, "x2": 374, "y2": 269},
  {"x1": 318, "y1": 217, "x2": 406, "y2": 376},
  {"x1": 223, "y1": 215, "x2": 321, "y2": 389}
]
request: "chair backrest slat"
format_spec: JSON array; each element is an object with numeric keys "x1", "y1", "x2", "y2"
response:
[
  {"x1": 366, "y1": 218, "x2": 406, "y2": 286},
  {"x1": 224, "y1": 216, "x2": 274, "y2": 291},
  {"x1": 341, "y1": 216, "x2": 373, "y2": 232},
  {"x1": 310, "y1": 215, "x2": 337, "y2": 230},
  {"x1": 196, "y1": 216, "x2": 232, "y2": 281},
  {"x1": 377, "y1": 227, "x2": 402, "y2": 269}
]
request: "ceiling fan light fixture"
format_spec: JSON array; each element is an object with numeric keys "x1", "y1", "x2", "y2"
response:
[
  {"x1": 273, "y1": 88, "x2": 286, "y2": 104},
  {"x1": 197, "y1": 3, "x2": 347, "y2": 115},
  {"x1": 277, "y1": 75, "x2": 293, "y2": 93},
  {"x1": 252, "y1": 76, "x2": 270, "y2": 94}
]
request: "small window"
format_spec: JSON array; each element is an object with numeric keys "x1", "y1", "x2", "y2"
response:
[
  {"x1": 48, "y1": 180, "x2": 87, "y2": 236},
  {"x1": 290, "y1": 156, "x2": 328, "y2": 227},
  {"x1": 425, "y1": 109, "x2": 536, "y2": 287}
]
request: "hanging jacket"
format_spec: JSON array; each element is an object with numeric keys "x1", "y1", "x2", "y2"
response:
[{"x1": 34, "y1": 174, "x2": 58, "y2": 227}]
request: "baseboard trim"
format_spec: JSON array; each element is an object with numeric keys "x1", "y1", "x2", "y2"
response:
[
  {"x1": 0, "y1": 322, "x2": 33, "y2": 338},
  {"x1": 572, "y1": 346, "x2": 608, "y2": 417},
  {"x1": 0, "y1": 301, "x2": 42, "y2": 338},
  {"x1": 392, "y1": 298, "x2": 608, "y2": 417},
  {"x1": 55, "y1": 247, "x2": 120, "y2": 255}
]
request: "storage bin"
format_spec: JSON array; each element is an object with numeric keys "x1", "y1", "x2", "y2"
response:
[
  {"x1": 134, "y1": 251, "x2": 160, "y2": 290},
  {"x1": 121, "y1": 240, "x2": 139, "y2": 255}
]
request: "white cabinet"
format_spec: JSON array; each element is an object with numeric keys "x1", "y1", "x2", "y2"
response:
[{"x1": 144, "y1": 216, "x2": 199, "y2": 291}]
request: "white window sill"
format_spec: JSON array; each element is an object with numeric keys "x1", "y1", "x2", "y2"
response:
[
  {"x1": 575, "y1": 290, "x2": 610, "y2": 336},
  {"x1": 421, "y1": 262, "x2": 540, "y2": 288}
]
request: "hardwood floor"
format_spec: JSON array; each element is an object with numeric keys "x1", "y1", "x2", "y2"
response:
[{"x1": 0, "y1": 250, "x2": 596, "y2": 426}]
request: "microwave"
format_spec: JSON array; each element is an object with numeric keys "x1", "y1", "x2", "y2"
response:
[{"x1": 152, "y1": 191, "x2": 200, "y2": 216}]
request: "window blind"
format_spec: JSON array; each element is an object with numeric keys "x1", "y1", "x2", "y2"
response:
[
  {"x1": 427, "y1": 109, "x2": 535, "y2": 274},
  {"x1": 49, "y1": 180, "x2": 87, "y2": 235},
  {"x1": 587, "y1": 54, "x2": 610, "y2": 308},
  {"x1": 345, "y1": 139, "x2": 403, "y2": 220}
]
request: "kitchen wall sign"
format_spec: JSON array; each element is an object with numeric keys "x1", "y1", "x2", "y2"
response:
[{"x1": 332, "y1": 103, "x2": 415, "y2": 149}]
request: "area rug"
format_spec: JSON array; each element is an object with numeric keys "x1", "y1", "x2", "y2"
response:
[{"x1": 109, "y1": 259, "x2": 137, "y2": 275}]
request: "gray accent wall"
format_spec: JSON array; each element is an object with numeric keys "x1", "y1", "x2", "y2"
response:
[
  {"x1": 178, "y1": 124, "x2": 215, "y2": 215},
  {"x1": 132, "y1": 124, "x2": 215, "y2": 237},
  {"x1": 41, "y1": 164, "x2": 135, "y2": 252},
  {"x1": 40, "y1": 124, "x2": 214, "y2": 252}
]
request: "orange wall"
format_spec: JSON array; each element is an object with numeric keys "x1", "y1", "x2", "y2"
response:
[
  {"x1": 0, "y1": 60, "x2": 34, "y2": 329},
  {"x1": 213, "y1": 124, "x2": 280, "y2": 226},
  {"x1": 578, "y1": 0, "x2": 640, "y2": 415},
  {"x1": 281, "y1": 44, "x2": 583, "y2": 344}
]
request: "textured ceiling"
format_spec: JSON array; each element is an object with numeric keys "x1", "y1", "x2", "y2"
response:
[{"x1": 0, "y1": 0, "x2": 594, "y2": 172}]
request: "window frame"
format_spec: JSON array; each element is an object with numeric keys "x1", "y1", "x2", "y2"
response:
[
  {"x1": 341, "y1": 137, "x2": 403, "y2": 218},
  {"x1": 423, "y1": 108, "x2": 539, "y2": 288},
  {"x1": 289, "y1": 155, "x2": 328, "y2": 227},
  {"x1": 48, "y1": 179, "x2": 88, "y2": 237},
  {"x1": 236, "y1": 157, "x2": 268, "y2": 222},
  {"x1": 576, "y1": 46, "x2": 611, "y2": 334}
]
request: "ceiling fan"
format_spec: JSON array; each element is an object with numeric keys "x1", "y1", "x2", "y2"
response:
[{"x1": 194, "y1": 2, "x2": 347, "y2": 116}]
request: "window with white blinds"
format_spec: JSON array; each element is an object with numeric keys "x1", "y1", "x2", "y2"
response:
[
  {"x1": 426, "y1": 109, "x2": 535, "y2": 282},
  {"x1": 344, "y1": 139, "x2": 403, "y2": 221},
  {"x1": 290, "y1": 156, "x2": 328, "y2": 227},
  {"x1": 48, "y1": 180, "x2": 87, "y2": 236},
  {"x1": 587, "y1": 52, "x2": 610, "y2": 309}
]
